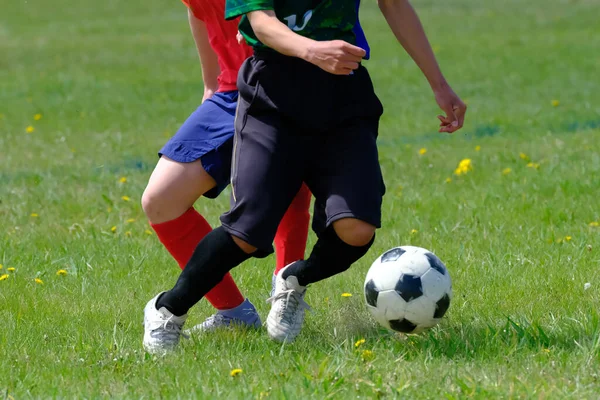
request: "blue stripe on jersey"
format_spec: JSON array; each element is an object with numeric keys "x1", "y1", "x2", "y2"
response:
[{"x1": 353, "y1": 0, "x2": 370, "y2": 59}]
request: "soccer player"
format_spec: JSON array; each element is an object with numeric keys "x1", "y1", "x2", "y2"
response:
[
  {"x1": 141, "y1": 0, "x2": 311, "y2": 337},
  {"x1": 143, "y1": 0, "x2": 466, "y2": 352}
]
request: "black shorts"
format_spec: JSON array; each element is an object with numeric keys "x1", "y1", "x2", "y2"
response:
[{"x1": 220, "y1": 52, "x2": 386, "y2": 253}]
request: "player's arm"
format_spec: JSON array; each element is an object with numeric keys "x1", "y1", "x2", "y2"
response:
[
  {"x1": 246, "y1": 10, "x2": 365, "y2": 76},
  {"x1": 188, "y1": 9, "x2": 220, "y2": 102},
  {"x1": 378, "y1": 0, "x2": 466, "y2": 133}
]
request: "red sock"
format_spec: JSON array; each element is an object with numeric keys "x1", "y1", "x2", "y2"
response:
[
  {"x1": 151, "y1": 207, "x2": 244, "y2": 310},
  {"x1": 274, "y1": 184, "x2": 312, "y2": 274}
]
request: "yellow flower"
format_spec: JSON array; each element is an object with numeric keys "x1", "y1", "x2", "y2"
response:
[
  {"x1": 410, "y1": 229, "x2": 418, "y2": 235},
  {"x1": 361, "y1": 350, "x2": 374, "y2": 361},
  {"x1": 324, "y1": 297, "x2": 329, "y2": 302},
  {"x1": 475, "y1": 145, "x2": 481, "y2": 151},
  {"x1": 56, "y1": 269, "x2": 67, "y2": 276},
  {"x1": 527, "y1": 162, "x2": 540, "y2": 169},
  {"x1": 445, "y1": 177, "x2": 452, "y2": 183},
  {"x1": 519, "y1": 152, "x2": 530, "y2": 162},
  {"x1": 30, "y1": 213, "x2": 39, "y2": 217},
  {"x1": 7, "y1": 267, "x2": 15, "y2": 272},
  {"x1": 126, "y1": 218, "x2": 136, "y2": 223},
  {"x1": 35, "y1": 278, "x2": 44, "y2": 285},
  {"x1": 145, "y1": 229, "x2": 154, "y2": 235},
  {"x1": 111, "y1": 226, "x2": 117, "y2": 233},
  {"x1": 0, "y1": 274, "x2": 8, "y2": 281},
  {"x1": 26, "y1": 125, "x2": 35, "y2": 133},
  {"x1": 230, "y1": 368, "x2": 243, "y2": 377},
  {"x1": 551, "y1": 99, "x2": 560, "y2": 107},
  {"x1": 119, "y1": 177, "x2": 127, "y2": 183},
  {"x1": 107, "y1": 207, "x2": 112, "y2": 213},
  {"x1": 502, "y1": 168, "x2": 512, "y2": 175},
  {"x1": 589, "y1": 221, "x2": 599, "y2": 227},
  {"x1": 125, "y1": 231, "x2": 132, "y2": 237},
  {"x1": 0, "y1": 264, "x2": 3, "y2": 270},
  {"x1": 121, "y1": 196, "x2": 130, "y2": 202},
  {"x1": 354, "y1": 339, "x2": 366, "y2": 348},
  {"x1": 454, "y1": 158, "x2": 472, "y2": 176},
  {"x1": 565, "y1": 236, "x2": 572, "y2": 242},
  {"x1": 34, "y1": 113, "x2": 42, "y2": 121},
  {"x1": 418, "y1": 148, "x2": 427, "y2": 155},
  {"x1": 341, "y1": 292, "x2": 352, "y2": 297}
]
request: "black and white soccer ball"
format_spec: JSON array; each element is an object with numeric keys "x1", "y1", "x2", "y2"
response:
[{"x1": 364, "y1": 246, "x2": 452, "y2": 333}]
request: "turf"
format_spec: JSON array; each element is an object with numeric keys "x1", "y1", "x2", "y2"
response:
[{"x1": 1, "y1": 0, "x2": 600, "y2": 398}]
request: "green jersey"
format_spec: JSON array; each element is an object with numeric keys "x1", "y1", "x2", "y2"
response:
[{"x1": 225, "y1": 0, "x2": 359, "y2": 50}]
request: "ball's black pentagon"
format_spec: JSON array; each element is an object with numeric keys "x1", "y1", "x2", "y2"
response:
[
  {"x1": 425, "y1": 252, "x2": 447, "y2": 275},
  {"x1": 395, "y1": 274, "x2": 423, "y2": 302},
  {"x1": 364, "y1": 279, "x2": 379, "y2": 307},
  {"x1": 381, "y1": 247, "x2": 406, "y2": 263},
  {"x1": 434, "y1": 294, "x2": 451, "y2": 319},
  {"x1": 389, "y1": 318, "x2": 417, "y2": 333}
]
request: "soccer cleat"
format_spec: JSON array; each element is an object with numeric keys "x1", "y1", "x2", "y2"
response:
[
  {"x1": 266, "y1": 264, "x2": 311, "y2": 342},
  {"x1": 185, "y1": 298, "x2": 262, "y2": 335},
  {"x1": 143, "y1": 292, "x2": 188, "y2": 355}
]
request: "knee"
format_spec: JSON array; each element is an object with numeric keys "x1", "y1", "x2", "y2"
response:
[
  {"x1": 141, "y1": 188, "x2": 163, "y2": 223},
  {"x1": 332, "y1": 218, "x2": 376, "y2": 247}
]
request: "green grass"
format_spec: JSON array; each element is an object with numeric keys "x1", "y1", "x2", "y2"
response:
[{"x1": 1, "y1": 0, "x2": 600, "y2": 398}]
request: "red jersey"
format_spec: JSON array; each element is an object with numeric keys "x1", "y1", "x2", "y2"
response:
[{"x1": 182, "y1": 0, "x2": 253, "y2": 92}]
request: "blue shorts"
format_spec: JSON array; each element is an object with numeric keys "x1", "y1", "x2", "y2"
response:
[{"x1": 159, "y1": 91, "x2": 238, "y2": 199}]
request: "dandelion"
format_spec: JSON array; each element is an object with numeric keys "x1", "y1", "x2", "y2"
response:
[
  {"x1": 527, "y1": 162, "x2": 540, "y2": 169},
  {"x1": 34, "y1": 113, "x2": 42, "y2": 121},
  {"x1": 551, "y1": 100, "x2": 560, "y2": 107},
  {"x1": 0, "y1": 274, "x2": 8, "y2": 281},
  {"x1": 119, "y1": 177, "x2": 127, "y2": 183},
  {"x1": 341, "y1": 292, "x2": 352, "y2": 297},
  {"x1": 111, "y1": 226, "x2": 117, "y2": 233},
  {"x1": 107, "y1": 207, "x2": 112, "y2": 213},
  {"x1": 475, "y1": 145, "x2": 481, "y2": 151},
  {"x1": 0, "y1": 264, "x2": 3, "y2": 269},
  {"x1": 126, "y1": 218, "x2": 136, "y2": 223},
  {"x1": 30, "y1": 213, "x2": 39, "y2": 217},
  {"x1": 121, "y1": 196, "x2": 130, "y2": 202},
  {"x1": 361, "y1": 350, "x2": 374, "y2": 361},
  {"x1": 230, "y1": 368, "x2": 243, "y2": 377},
  {"x1": 7, "y1": 267, "x2": 15, "y2": 272},
  {"x1": 565, "y1": 236, "x2": 572, "y2": 242},
  {"x1": 125, "y1": 231, "x2": 132, "y2": 237},
  {"x1": 145, "y1": 229, "x2": 154, "y2": 235},
  {"x1": 419, "y1": 148, "x2": 427, "y2": 155},
  {"x1": 56, "y1": 269, "x2": 67, "y2": 276},
  {"x1": 502, "y1": 168, "x2": 512, "y2": 175},
  {"x1": 26, "y1": 125, "x2": 35, "y2": 133},
  {"x1": 454, "y1": 158, "x2": 472, "y2": 176},
  {"x1": 589, "y1": 221, "x2": 599, "y2": 227},
  {"x1": 519, "y1": 152, "x2": 530, "y2": 161},
  {"x1": 445, "y1": 177, "x2": 452, "y2": 183},
  {"x1": 324, "y1": 297, "x2": 329, "y2": 303},
  {"x1": 35, "y1": 278, "x2": 44, "y2": 285},
  {"x1": 410, "y1": 229, "x2": 418, "y2": 235},
  {"x1": 354, "y1": 339, "x2": 366, "y2": 348}
]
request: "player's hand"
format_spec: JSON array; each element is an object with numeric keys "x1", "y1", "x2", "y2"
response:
[
  {"x1": 202, "y1": 89, "x2": 215, "y2": 103},
  {"x1": 306, "y1": 40, "x2": 366, "y2": 75},
  {"x1": 434, "y1": 83, "x2": 467, "y2": 133}
]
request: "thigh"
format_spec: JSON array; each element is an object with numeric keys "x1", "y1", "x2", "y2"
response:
[
  {"x1": 220, "y1": 94, "x2": 307, "y2": 254},
  {"x1": 306, "y1": 118, "x2": 386, "y2": 235}
]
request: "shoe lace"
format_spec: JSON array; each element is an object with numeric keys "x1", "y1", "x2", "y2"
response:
[
  {"x1": 201, "y1": 313, "x2": 228, "y2": 328},
  {"x1": 150, "y1": 315, "x2": 189, "y2": 341},
  {"x1": 267, "y1": 289, "x2": 311, "y2": 325}
]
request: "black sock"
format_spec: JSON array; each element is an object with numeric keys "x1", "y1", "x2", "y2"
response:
[
  {"x1": 156, "y1": 226, "x2": 251, "y2": 316},
  {"x1": 282, "y1": 225, "x2": 375, "y2": 286}
]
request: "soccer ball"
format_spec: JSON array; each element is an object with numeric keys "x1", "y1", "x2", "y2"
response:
[{"x1": 364, "y1": 246, "x2": 452, "y2": 333}]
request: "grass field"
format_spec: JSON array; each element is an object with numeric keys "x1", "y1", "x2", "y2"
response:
[{"x1": 2, "y1": 0, "x2": 600, "y2": 398}]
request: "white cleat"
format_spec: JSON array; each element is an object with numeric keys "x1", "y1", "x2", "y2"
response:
[
  {"x1": 143, "y1": 292, "x2": 188, "y2": 355},
  {"x1": 266, "y1": 264, "x2": 311, "y2": 343}
]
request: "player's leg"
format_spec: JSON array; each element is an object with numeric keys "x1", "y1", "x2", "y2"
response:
[
  {"x1": 141, "y1": 94, "x2": 259, "y2": 348},
  {"x1": 272, "y1": 183, "x2": 311, "y2": 289},
  {"x1": 266, "y1": 116, "x2": 384, "y2": 342}
]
